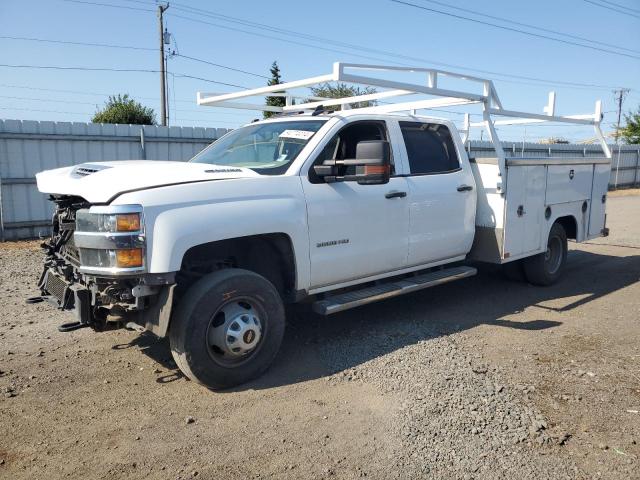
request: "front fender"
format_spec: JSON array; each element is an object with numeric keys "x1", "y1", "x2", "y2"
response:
[{"x1": 114, "y1": 176, "x2": 310, "y2": 291}]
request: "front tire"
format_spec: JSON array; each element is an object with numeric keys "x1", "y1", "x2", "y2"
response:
[
  {"x1": 523, "y1": 222, "x2": 568, "y2": 286},
  {"x1": 170, "y1": 268, "x2": 285, "y2": 390}
]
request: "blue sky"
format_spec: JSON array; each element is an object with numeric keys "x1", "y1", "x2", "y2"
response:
[{"x1": 1, "y1": 0, "x2": 639, "y2": 142}]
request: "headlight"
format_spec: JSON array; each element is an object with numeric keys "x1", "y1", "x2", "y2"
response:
[
  {"x1": 74, "y1": 205, "x2": 146, "y2": 275},
  {"x1": 76, "y1": 211, "x2": 141, "y2": 233}
]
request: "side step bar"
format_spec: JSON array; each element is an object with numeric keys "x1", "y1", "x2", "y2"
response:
[{"x1": 312, "y1": 265, "x2": 477, "y2": 315}]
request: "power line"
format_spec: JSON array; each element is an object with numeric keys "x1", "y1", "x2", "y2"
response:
[
  {"x1": 415, "y1": 0, "x2": 640, "y2": 55},
  {"x1": 168, "y1": 13, "x2": 409, "y2": 71},
  {"x1": 582, "y1": 0, "x2": 640, "y2": 18},
  {"x1": 166, "y1": 8, "x2": 631, "y2": 91},
  {"x1": 0, "y1": 84, "x2": 253, "y2": 116},
  {"x1": 0, "y1": 83, "x2": 116, "y2": 97},
  {"x1": 0, "y1": 35, "x2": 270, "y2": 80},
  {"x1": 170, "y1": 3, "x2": 438, "y2": 62},
  {"x1": 0, "y1": 63, "x2": 160, "y2": 73},
  {"x1": 0, "y1": 89, "x2": 474, "y2": 119},
  {"x1": 391, "y1": 0, "x2": 640, "y2": 60},
  {"x1": 0, "y1": 94, "x2": 100, "y2": 105},
  {"x1": 0, "y1": 106, "x2": 93, "y2": 115},
  {"x1": 54, "y1": 0, "x2": 633, "y2": 91},
  {"x1": 172, "y1": 54, "x2": 269, "y2": 79},
  {"x1": 172, "y1": 73, "x2": 248, "y2": 89},
  {"x1": 116, "y1": 0, "x2": 158, "y2": 5},
  {"x1": 596, "y1": 0, "x2": 640, "y2": 14},
  {"x1": 0, "y1": 94, "x2": 258, "y2": 117},
  {"x1": 0, "y1": 35, "x2": 155, "y2": 51},
  {"x1": 118, "y1": 0, "x2": 160, "y2": 5},
  {"x1": 0, "y1": 63, "x2": 248, "y2": 88},
  {"x1": 59, "y1": 0, "x2": 154, "y2": 12}
]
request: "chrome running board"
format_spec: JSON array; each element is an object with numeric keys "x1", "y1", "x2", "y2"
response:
[{"x1": 312, "y1": 265, "x2": 477, "y2": 315}]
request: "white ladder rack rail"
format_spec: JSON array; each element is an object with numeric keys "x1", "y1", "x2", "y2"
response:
[{"x1": 197, "y1": 62, "x2": 612, "y2": 182}]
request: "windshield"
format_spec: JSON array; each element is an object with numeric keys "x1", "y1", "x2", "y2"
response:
[{"x1": 190, "y1": 120, "x2": 326, "y2": 175}]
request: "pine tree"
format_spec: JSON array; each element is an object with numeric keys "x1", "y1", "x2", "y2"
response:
[{"x1": 264, "y1": 61, "x2": 285, "y2": 119}]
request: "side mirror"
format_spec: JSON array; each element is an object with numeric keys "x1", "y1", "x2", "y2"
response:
[
  {"x1": 352, "y1": 140, "x2": 391, "y2": 185},
  {"x1": 313, "y1": 140, "x2": 391, "y2": 185}
]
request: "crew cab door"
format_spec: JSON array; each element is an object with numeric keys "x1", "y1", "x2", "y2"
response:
[
  {"x1": 302, "y1": 119, "x2": 409, "y2": 289},
  {"x1": 395, "y1": 120, "x2": 476, "y2": 266}
]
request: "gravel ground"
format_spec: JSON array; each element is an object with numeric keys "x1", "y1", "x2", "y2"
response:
[{"x1": 1, "y1": 192, "x2": 639, "y2": 479}]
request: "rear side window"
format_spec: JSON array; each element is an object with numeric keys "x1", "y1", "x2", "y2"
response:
[{"x1": 399, "y1": 121, "x2": 460, "y2": 175}]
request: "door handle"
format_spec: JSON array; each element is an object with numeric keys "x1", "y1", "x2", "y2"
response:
[
  {"x1": 457, "y1": 184, "x2": 473, "y2": 192},
  {"x1": 385, "y1": 190, "x2": 407, "y2": 199}
]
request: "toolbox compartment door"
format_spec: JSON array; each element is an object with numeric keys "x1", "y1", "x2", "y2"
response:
[
  {"x1": 588, "y1": 163, "x2": 610, "y2": 237},
  {"x1": 546, "y1": 165, "x2": 593, "y2": 204},
  {"x1": 503, "y1": 165, "x2": 546, "y2": 259}
]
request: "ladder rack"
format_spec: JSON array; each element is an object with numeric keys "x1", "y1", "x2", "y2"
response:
[{"x1": 197, "y1": 62, "x2": 612, "y2": 179}]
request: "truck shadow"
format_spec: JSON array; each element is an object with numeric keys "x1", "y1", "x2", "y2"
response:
[
  {"x1": 240, "y1": 249, "x2": 639, "y2": 391},
  {"x1": 129, "y1": 249, "x2": 639, "y2": 392}
]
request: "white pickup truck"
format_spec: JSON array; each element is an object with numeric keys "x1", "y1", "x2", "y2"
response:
[{"x1": 34, "y1": 64, "x2": 612, "y2": 389}]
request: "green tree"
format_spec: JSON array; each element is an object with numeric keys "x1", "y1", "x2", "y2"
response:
[
  {"x1": 92, "y1": 94, "x2": 156, "y2": 125},
  {"x1": 619, "y1": 106, "x2": 640, "y2": 144},
  {"x1": 264, "y1": 61, "x2": 285, "y2": 119},
  {"x1": 309, "y1": 83, "x2": 378, "y2": 111}
]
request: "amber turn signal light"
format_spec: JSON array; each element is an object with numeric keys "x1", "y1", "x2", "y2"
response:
[
  {"x1": 116, "y1": 213, "x2": 141, "y2": 232},
  {"x1": 363, "y1": 165, "x2": 390, "y2": 175},
  {"x1": 115, "y1": 248, "x2": 143, "y2": 268}
]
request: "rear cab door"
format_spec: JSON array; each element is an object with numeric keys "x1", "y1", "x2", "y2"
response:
[{"x1": 390, "y1": 118, "x2": 477, "y2": 266}]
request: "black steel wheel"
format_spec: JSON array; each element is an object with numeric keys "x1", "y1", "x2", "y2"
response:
[
  {"x1": 523, "y1": 222, "x2": 568, "y2": 286},
  {"x1": 169, "y1": 268, "x2": 285, "y2": 389}
]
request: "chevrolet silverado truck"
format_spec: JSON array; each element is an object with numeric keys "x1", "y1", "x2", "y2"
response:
[{"x1": 34, "y1": 64, "x2": 612, "y2": 389}]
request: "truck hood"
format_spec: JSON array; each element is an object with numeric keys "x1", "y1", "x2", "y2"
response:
[{"x1": 35, "y1": 160, "x2": 260, "y2": 203}]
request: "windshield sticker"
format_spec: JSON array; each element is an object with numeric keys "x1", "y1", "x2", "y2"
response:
[
  {"x1": 279, "y1": 129, "x2": 315, "y2": 140},
  {"x1": 205, "y1": 168, "x2": 243, "y2": 173}
]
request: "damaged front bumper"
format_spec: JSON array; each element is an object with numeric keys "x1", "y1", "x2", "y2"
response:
[
  {"x1": 37, "y1": 198, "x2": 175, "y2": 336},
  {"x1": 38, "y1": 266, "x2": 176, "y2": 336}
]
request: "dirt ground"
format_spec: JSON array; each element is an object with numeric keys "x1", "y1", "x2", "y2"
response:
[{"x1": 1, "y1": 193, "x2": 638, "y2": 480}]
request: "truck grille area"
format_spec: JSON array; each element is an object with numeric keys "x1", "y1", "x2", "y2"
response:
[
  {"x1": 60, "y1": 235, "x2": 80, "y2": 266},
  {"x1": 38, "y1": 195, "x2": 89, "y2": 307}
]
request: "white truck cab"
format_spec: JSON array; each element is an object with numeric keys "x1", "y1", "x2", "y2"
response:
[{"x1": 34, "y1": 63, "x2": 612, "y2": 389}]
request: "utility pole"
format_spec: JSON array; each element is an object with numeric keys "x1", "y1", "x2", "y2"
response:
[
  {"x1": 158, "y1": 3, "x2": 169, "y2": 126},
  {"x1": 613, "y1": 88, "x2": 630, "y2": 188},
  {"x1": 613, "y1": 88, "x2": 630, "y2": 143}
]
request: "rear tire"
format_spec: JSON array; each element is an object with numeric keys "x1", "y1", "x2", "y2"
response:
[
  {"x1": 169, "y1": 268, "x2": 285, "y2": 390},
  {"x1": 523, "y1": 222, "x2": 568, "y2": 286}
]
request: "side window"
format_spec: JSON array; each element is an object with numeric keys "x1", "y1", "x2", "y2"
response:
[
  {"x1": 310, "y1": 121, "x2": 394, "y2": 182},
  {"x1": 399, "y1": 121, "x2": 460, "y2": 175}
]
